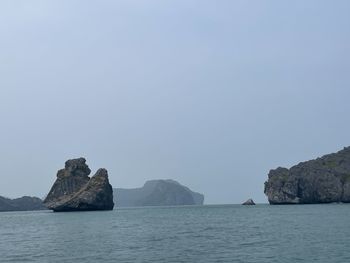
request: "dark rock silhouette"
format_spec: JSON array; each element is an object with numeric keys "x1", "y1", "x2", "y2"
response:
[
  {"x1": 115, "y1": 179, "x2": 204, "y2": 207},
  {"x1": 0, "y1": 196, "x2": 46, "y2": 212},
  {"x1": 242, "y1": 199, "x2": 255, "y2": 205},
  {"x1": 44, "y1": 158, "x2": 114, "y2": 212},
  {"x1": 265, "y1": 147, "x2": 350, "y2": 204}
]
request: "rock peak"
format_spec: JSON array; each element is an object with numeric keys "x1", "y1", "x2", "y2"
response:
[
  {"x1": 93, "y1": 168, "x2": 108, "y2": 178},
  {"x1": 58, "y1": 157, "x2": 91, "y2": 178}
]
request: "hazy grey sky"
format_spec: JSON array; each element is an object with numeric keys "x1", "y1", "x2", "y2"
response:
[{"x1": 1, "y1": 0, "x2": 349, "y2": 203}]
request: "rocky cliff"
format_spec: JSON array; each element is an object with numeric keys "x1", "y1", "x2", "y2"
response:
[
  {"x1": 44, "y1": 158, "x2": 114, "y2": 212},
  {"x1": 264, "y1": 147, "x2": 350, "y2": 204},
  {"x1": 0, "y1": 196, "x2": 46, "y2": 212},
  {"x1": 115, "y1": 179, "x2": 204, "y2": 207}
]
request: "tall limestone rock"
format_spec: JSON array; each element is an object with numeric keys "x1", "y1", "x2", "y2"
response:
[{"x1": 44, "y1": 158, "x2": 114, "y2": 212}]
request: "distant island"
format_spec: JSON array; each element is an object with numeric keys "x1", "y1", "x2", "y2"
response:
[
  {"x1": 0, "y1": 196, "x2": 46, "y2": 212},
  {"x1": 114, "y1": 179, "x2": 204, "y2": 207},
  {"x1": 265, "y1": 146, "x2": 350, "y2": 204}
]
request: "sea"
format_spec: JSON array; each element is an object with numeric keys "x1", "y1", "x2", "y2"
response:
[{"x1": 1, "y1": 204, "x2": 350, "y2": 263}]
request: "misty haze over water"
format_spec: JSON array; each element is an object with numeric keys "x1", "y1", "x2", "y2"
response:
[{"x1": 0, "y1": 2, "x2": 349, "y2": 204}]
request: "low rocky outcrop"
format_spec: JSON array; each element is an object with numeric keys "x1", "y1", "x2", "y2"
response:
[
  {"x1": 242, "y1": 199, "x2": 255, "y2": 205},
  {"x1": 0, "y1": 196, "x2": 46, "y2": 212},
  {"x1": 44, "y1": 158, "x2": 114, "y2": 212},
  {"x1": 114, "y1": 179, "x2": 204, "y2": 207},
  {"x1": 264, "y1": 147, "x2": 350, "y2": 204}
]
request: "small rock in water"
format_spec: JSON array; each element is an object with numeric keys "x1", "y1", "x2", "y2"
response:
[{"x1": 242, "y1": 199, "x2": 255, "y2": 205}]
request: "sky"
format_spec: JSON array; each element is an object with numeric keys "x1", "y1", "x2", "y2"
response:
[{"x1": 0, "y1": 0, "x2": 350, "y2": 204}]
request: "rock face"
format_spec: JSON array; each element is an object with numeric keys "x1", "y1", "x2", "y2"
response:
[
  {"x1": 0, "y1": 196, "x2": 46, "y2": 212},
  {"x1": 115, "y1": 179, "x2": 204, "y2": 207},
  {"x1": 264, "y1": 147, "x2": 350, "y2": 204},
  {"x1": 242, "y1": 199, "x2": 255, "y2": 205},
  {"x1": 44, "y1": 158, "x2": 114, "y2": 212}
]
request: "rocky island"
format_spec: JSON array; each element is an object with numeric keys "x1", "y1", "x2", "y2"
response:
[
  {"x1": 0, "y1": 196, "x2": 46, "y2": 212},
  {"x1": 114, "y1": 179, "x2": 204, "y2": 207},
  {"x1": 44, "y1": 158, "x2": 114, "y2": 212},
  {"x1": 265, "y1": 147, "x2": 350, "y2": 204}
]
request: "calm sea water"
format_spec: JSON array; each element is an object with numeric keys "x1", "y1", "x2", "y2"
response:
[{"x1": 1, "y1": 204, "x2": 350, "y2": 263}]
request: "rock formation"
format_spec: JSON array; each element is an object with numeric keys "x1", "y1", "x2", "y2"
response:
[
  {"x1": 0, "y1": 196, "x2": 46, "y2": 212},
  {"x1": 114, "y1": 179, "x2": 204, "y2": 207},
  {"x1": 44, "y1": 158, "x2": 114, "y2": 212},
  {"x1": 242, "y1": 199, "x2": 255, "y2": 205},
  {"x1": 264, "y1": 147, "x2": 350, "y2": 204}
]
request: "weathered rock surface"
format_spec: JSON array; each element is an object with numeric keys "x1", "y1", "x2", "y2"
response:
[
  {"x1": 242, "y1": 199, "x2": 255, "y2": 205},
  {"x1": 115, "y1": 179, "x2": 204, "y2": 207},
  {"x1": 264, "y1": 147, "x2": 350, "y2": 204},
  {"x1": 44, "y1": 158, "x2": 114, "y2": 212},
  {"x1": 0, "y1": 196, "x2": 46, "y2": 212}
]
